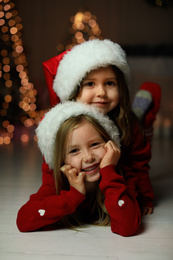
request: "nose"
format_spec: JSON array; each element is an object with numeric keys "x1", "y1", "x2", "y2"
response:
[
  {"x1": 96, "y1": 84, "x2": 107, "y2": 98},
  {"x1": 82, "y1": 150, "x2": 95, "y2": 163}
]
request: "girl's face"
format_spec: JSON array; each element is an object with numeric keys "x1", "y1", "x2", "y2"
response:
[
  {"x1": 76, "y1": 66, "x2": 119, "y2": 114},
  {"x1": 64, "y1": 120, "x2": 106, "y2": 183}
]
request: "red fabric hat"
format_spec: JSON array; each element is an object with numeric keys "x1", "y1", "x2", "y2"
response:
[
  {"x1": 43, "y1": 39, "x2": 131, "y2": 105},
  {"x1": 42, "y1": 50, "x2": 69, "y2": 107},
  {"x1": 53, "y1": 39, "x2": 131, "y2": 103}
]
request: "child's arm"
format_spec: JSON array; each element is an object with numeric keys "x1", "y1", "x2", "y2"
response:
[
  {"x1": 16, "y1": 162, "x2": 85, "y2": 232},
  {"x1": 99, "y1": 141, "x2": 141, "y2": 237},
  {"x1": 123, "y1": 123, "x2": 154, "y2": 214},
  {"x1": 99, "y1": 165, "x2": 141, "y2": 237}
]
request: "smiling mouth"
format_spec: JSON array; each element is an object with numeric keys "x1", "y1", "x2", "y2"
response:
[
  {"x1": 93, "y1": 102, "x2": 109, "y2": 105},
  {"x1": 82, "y1": 164, "x2": 99, "y2": 173}
]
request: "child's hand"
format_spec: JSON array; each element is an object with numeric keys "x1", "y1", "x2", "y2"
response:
[
  {"x1": 60, "y1": 165, "x2": 86, "y2": 195},
  {"x1": 100, "y1": 140, "x2": 121, "y2": 169},
  {"x1": 141, "y1": 207, "x2": 153, "y2": 216}
]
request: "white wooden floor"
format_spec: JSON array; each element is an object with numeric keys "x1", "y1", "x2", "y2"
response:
[{"x1": 0, "y1": 138, "x2": 173, "y2": 260}]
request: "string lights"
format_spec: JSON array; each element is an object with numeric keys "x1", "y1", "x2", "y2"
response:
[
  {"x1": 57, "y1": 11, "x2": 102, "y2": 53},
  {"x1": 0, "y1": 4, "x2": 102, "y2": 145},
  {"x1": 0, "y1": 0, "x2": 46, "y2": 145}
]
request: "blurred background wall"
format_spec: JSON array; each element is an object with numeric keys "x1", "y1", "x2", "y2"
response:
[{"x1": 1, "y1": 0, "x2": 173, "y2": 144}]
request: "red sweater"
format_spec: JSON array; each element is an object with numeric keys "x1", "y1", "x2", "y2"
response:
[
  {"x1": 17, "y1": 123, "x2": 153, "y2": 236},
  {"x1": 121, "y1": 123, "x2": 154, "y2": 210},
  {"x1": 41, "y1": 54, "x2": 154, "y2": 209},
  {"x1": 16, "y1": 164, "x2": 141, "y2": 236}
]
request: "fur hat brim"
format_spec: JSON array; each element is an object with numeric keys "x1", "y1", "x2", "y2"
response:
[
  {"x1": 36, "y1": 101, "x2": 120, "y2": 169},
  {"x1": 53, "y1": 39, "x2": 130, "y2": 102}
]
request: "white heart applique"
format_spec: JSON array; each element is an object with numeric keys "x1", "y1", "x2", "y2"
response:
[
  {"x1": 118, "y1": 200, "x2": 125, "y2": 207},
  {"x1": 38, "y1": 209, "x2": 45, "y2": 216}
]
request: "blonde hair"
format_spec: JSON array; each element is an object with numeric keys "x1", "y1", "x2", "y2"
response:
[{"x1": 54, "y1": 114, "x2": 112, "y2": 228}]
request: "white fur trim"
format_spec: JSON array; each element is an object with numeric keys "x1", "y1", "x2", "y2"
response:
[
  {"x1": 36, "y1": 102, "x2": 120, "y2": 169},
  {"x1": 53, "y1": 39, "x2": 130, "y2": 102}
]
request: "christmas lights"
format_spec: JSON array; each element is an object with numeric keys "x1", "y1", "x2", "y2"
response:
[
  {"x1": 57, "y1": 11, "x2": 102, "y2": 53},
  {"x1": 0, "y1": 4, "x2": 102, "y2": 145},
  {"x1": 0, "y1": 0, "x2": 46, "y2": 145}
]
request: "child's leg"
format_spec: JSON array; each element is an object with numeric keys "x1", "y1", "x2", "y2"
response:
[{"x1": 132, "y1": 82, "x2": 161, "y2": 143}]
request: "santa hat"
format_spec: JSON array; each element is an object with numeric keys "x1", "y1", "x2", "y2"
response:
[
  {"x1": 42, "y1": 50, "x2": 68, "y2": 107},
  {"x1": 36, "y1": 101, "x2": 120, "y2": 169},
  {"x1": 43, "y1": 39, "x2": 130, "y2": 106},
  {"x1": 54, "y1": 39, "x2": 130, "y2": 102}
]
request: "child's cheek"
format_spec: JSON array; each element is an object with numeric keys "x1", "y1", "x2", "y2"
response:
[
  {"x1": 65, "y1": 156, "x2": 81, "y2": 172},
  {"x1": 100, "y1": 146, "x2": 107, "y2": 158}
]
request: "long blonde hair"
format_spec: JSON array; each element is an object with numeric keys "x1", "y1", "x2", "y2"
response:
[{"x1": 54, "y1": 115, "x2": 112, "y2": 228}]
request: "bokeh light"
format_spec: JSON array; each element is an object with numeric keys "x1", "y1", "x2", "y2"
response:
[
  {"x1": 57, "y1": 11, "x2": 102, "y2": 52},
  {"x1": 1, "y1": 5, "x2": 102, "y2": 145},
  {"x1": 0, "y1": 0, "x2": 46, "y2": 145}
]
